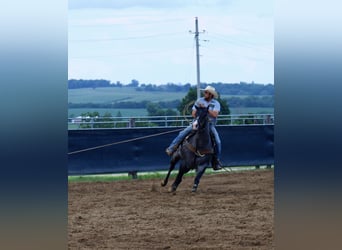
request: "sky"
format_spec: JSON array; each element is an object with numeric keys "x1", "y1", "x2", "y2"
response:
[{"x1": 68, "y1": 0, "x2": 274, "y2": 85}]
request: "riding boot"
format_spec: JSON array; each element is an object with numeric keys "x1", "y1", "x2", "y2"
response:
[
  {"x1": 165, "y1": 148, "x2": 174, "y2": 156},
  {"x1": 211, "y1": 155, "x2": 222, "y2": 170}
]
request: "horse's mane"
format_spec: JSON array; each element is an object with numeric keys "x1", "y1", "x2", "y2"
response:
[{"x1": 186, "y1": 106, "x2": 213, "y2": 155}]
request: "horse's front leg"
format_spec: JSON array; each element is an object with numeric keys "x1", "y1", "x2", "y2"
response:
[
  {"x1": 161, "y1": 153, "x2": 180, "y2": 187},
  {"x1": 192, "y1": 158, "x2": 210, "y2": 192},
  {"x1": 170, "y1": 162, "x2": 189, "y2": 192}
]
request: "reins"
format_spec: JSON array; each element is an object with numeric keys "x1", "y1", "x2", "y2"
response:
[{"x1": 184, "y1": 139, "x2": 213, "y2": 157}]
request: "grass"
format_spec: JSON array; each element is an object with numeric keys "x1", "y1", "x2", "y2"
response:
[
  {"x1": 68, "y1": 166, "x2": 274, "y2": 183},
  {"x1": 68, "y1": 171, "x2": 182, "y2": 183}
]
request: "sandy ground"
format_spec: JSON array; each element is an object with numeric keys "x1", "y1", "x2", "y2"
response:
[{"x1": 68, "y1": 169, "x2": 274, "y2": 249}]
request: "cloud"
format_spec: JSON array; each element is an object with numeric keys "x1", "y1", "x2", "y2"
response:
[
  {"x1": 69, "y1": 0, "x2": 231, "y2": 10},
  {"x1": 68, "y1": 0, "x2": 273, "y2": 84}
]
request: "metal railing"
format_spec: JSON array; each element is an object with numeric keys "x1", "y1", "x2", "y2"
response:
[{"x1": 68, "y1": 114, "x2": 274, "y2": 130}]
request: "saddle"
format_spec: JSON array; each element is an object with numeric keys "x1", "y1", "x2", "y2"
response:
[{"x1": 183, "y1": 130, "x2": 214, "y2": 157}]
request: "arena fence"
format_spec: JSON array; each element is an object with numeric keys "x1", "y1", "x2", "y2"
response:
[
  {"x1": 68, "y1": 122, "x2": 274, "y2": 175},
  {"x1": 68, "y1": 113, "x2": 274, "y2": 129}
]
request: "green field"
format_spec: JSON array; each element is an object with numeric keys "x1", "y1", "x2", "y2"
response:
[
  {"x1": 68, "y1": 87, "x2": 273, "y2": 117},
  {"x1": 68, "y1": 87, "x2": 261, "y2": 104},
  {"x1": 68, "y1": 87, "x2": 185, "y2": 104}
]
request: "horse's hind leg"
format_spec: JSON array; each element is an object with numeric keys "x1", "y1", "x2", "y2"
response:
[{"x1": 161, "y1": 153, "x2": 180, "y2": 187}]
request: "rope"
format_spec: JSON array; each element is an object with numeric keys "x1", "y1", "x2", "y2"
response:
[
  {"x1": 221, "y1": 166, "x2": 232, "y2": 172},
  {"x1": 182, "y1": 100, "x2": 195, "y2": 123},
  {"x1": 68, "y1": 128, "x2": 184, "y2": 155}
]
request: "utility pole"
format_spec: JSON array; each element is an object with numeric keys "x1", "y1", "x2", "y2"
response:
[
  {"x1": 190, "y1": 17, "x2": 205, "y2": 99},
  {"x1": 195, "y1": 17, "x2": 201, "y2": 99}
]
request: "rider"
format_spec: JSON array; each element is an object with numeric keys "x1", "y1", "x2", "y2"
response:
[{"x1": 165, "y1": 86, "x2": 223, "y2": 170}]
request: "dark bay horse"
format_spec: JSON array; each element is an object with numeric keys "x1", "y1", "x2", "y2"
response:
[{"x1": 161, "y1": 106, "x2": 214, "y2": 192}]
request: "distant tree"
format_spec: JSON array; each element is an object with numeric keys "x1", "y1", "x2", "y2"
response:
[
  {"x1": 101, "y1": 112, "x2": 114, "y2": 128},
  {"x1": 116, "y1": 111, "x2": 122, "y2": 117},
  {"x1": 111, "y1": 81, "x2": 123, "y2": 87},
  {"x1": 164, "y1": 109, "x2": 178, "y2": 116},
  {"x1": 146, "y1": 102, "x2": 178, "y2": 116},
  {"x1": 114, "y1": 110, "x2": 127, "y2": 128},
  {"x1": 219, "y1": 97, "x2": 230, "y2": 115},
  {"x1": 80, "y1": 111, "x2": 100, "y2": 117},
  {"x1": 68, "y1": 79, "x2": 111, "y2": 89},
  {"x1": 103, "y1": 111, "x2": 112, "y2": 117},
  {"x1": 128, "y1": 79, "x2": 139, "y2": 87},
  {"x1": 146, "y1": 102, "x2": 161, "y2": 116},
  {"x1": 177, "y1": 87, "x2": 197, "y2": 115}
]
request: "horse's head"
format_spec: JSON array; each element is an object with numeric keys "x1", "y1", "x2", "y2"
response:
[{"x1": 195, "y1": 105, "x2": 210, "y2": 130}]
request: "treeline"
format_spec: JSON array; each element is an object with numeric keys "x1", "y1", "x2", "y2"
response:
[
  {"x1": 228, "y1": 96, "x2": 274, "y2": 107},
  {"x1": 68, "y1": 79, "x2": 274, "y2": 96},
  {"x1": 206, "y1": 82, "x2": 273, "y2": 95},
  {"x1": 68, "y1": 100, "x2": 180, "y2": 109},
  {"x1": 68, "y1": 96, "x2": 273, "y2": 109},
  {"x1": 68, "y1": 79, "x2": 113, "y2": 89}
]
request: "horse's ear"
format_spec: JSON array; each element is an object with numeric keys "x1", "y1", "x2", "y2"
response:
[{"x1": 195, "y1": 105, "x2": 199, "y2": 110}]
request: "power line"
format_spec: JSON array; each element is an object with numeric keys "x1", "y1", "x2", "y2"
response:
[
  {"x1": 69, "y1": 17, "x2": 188, "y2": 27},
  {"x1": 208, "y1": 32, "x2": 273, "y2": 53},
  {"x1": 69, "y1": 47, "x2": 194, "y2": 59},
  {"x1": 69, "y1": 32, "x2": 185, "y2": 42}
]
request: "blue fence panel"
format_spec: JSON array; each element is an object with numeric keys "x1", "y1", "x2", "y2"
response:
[{"x1": 68, "y1": 125, "x2": 274, "y2": 175}]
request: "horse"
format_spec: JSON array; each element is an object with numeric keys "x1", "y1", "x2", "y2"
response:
[{"x1": 161, "y1": 106, "x2": 214, "y2": 192}]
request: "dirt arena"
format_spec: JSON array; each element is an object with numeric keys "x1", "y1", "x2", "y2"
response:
[{"x1": 68, "y1": 169, "x2": 274, "y2": 249}]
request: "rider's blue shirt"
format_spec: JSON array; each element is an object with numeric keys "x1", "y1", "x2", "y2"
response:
[{"x1": 192, "y1": 97, "x2": 221, "y2": 124}]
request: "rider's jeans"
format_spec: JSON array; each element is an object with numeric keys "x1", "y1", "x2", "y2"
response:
[
  {"x1": 167, "y1": 122, "x2": 221, "y2": 158},
  {"x1": 167, "y1": 124, "x2": 193, "y2": 151}
]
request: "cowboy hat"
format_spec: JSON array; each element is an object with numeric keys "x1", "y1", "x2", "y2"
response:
[{"x1": 201, "y1": 86, "x2": 218, "y2": 98}]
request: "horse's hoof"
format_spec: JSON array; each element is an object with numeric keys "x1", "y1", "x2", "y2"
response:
[
  {"x1": 161, "y1": 180, "x2": 166, "y2": 187},
  {"x1": 168, "y1": 186, "x2": 177, "y2": 193},
  {"x1": 191, "y1": 184, "x2": 198, "y2": 192}
]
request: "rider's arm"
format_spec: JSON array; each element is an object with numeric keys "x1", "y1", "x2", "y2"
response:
[
  {"x1": 208, "y1": 102, "x2": 220, "y2": 118},
  {"x1": 208, "y1": 109, "x2": 219, "y2": 118}
]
